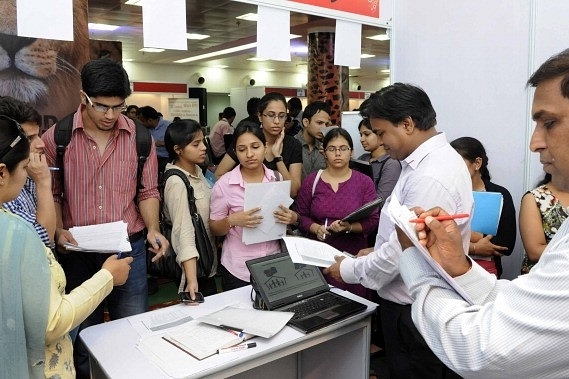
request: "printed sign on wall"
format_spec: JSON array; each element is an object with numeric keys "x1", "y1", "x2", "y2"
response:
[
  {"x1": 168, "y1": 98, "x2": 200, "y2": 120},
  {"x1": 288, "y1": 0, "x2": 380, "y2": 18}
]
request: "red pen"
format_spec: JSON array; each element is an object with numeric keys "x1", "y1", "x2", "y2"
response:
[{"x1": 409, "y1": 213, "x2": 470, "y2": 223}]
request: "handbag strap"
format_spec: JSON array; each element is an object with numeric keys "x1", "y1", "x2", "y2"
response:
[{"x1": 161, "y1": 168, "x2": 197, "y2": 217}]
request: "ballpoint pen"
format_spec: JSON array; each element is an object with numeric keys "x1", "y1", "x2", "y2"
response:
[
  {"x1": 323, "y1": 218, "x2": 328, "y2": 240},
  {"x1": 218, "y1": 342, "x2": 256, "y2": 354},
  {"x1": 409, "y1": 213, "x2": 470, "y2": 223}
]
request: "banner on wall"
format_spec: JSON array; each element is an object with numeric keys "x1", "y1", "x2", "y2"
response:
[
  {"x1": 1, "y1": 0, "x2": 90, "y2": 131},
  {"x1": 168, "y1": 98, "x2": 200, "y2": 120},
  {"x1": 288, "y1": 0, "x2": 380, "y2": 18}
]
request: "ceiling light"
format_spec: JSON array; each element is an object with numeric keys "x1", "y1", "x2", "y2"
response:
[
  {"x1": 236, "y1": 13, "x2": 258, "y2": 22},
  {"x1": 361, "y1": 54, "x2": 375, "y2": 59},
  {"x1": 174, "y1": 35, "x2": 301, "y2": 64},
  {"x1": 139, "y1": 47, "x2": 165, "y2": 53},
  {"x1": 211, "y1": 65, "x2": 228, "y2": 68},
  {"x1": 125, "y1": 0, "x2": 143, "y2": 5},
  {"x1": 381, "y1": 69, "x2": 390, "y2": 73},
  {"x1": 88, "y1": 23, "x2": 120, "y2": 31},
  {"x1": 349, "y1": 66, "x2": 360, "y2": 70},
  {"x1": 259, "y1": 68, "x2": 275, "y2": 72},
  {"x1": 366, "y1": 34, "x2": 390, "y2": 41},
  {"x1": 123, "y1": 58, "x2": 133, "y2": 62},
  {"x1": 247, "y1": 57, "x2": 269, "y2": 61},
  {"x1": 187, "y1": 33, "x2": 210, "y2": 40}
]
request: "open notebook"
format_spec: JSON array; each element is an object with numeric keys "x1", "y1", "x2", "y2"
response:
[{"x1": 247, "y1": 253, "x2": 367, "y2": 333}]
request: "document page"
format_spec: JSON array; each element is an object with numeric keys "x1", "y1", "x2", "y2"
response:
[
  {"x1": 243, "y1": 180, "x2": 293, "y2": 245},
  {"x1": 388, "y1": 194, "x2": 474, "y2": 305},
  {"x1": 197, "y1": 305, "x2": 293, "y2": 338},
  {"x1": 64, "y1": 221, "x2": 132, "y2": 253},
  {"x1": 282, "y1": 236, "x2": 355, "y2": 267}
]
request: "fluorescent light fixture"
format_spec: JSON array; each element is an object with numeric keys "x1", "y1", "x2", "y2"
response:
[
  {"x1": 123, "y1": 58, "x2": 134, "y2": 62},
  {"x1": 381, "y1": 69, "x2": 391, "y2": 73},
  {"x1": 88, "y1": 23, "x2": 120, "y2": 31},
  {"x1": 139, "y1": 47, "x2": 165, "y2": 53},
  {"x1": 175, "y1": 35, "x2": 300, "y2": 64},
  {"x1": 187, "y1": 33, "x2": 210, "y2": 40},
  {"x1": 258, "y1": 68, "x2": 275, "y2": 72},
  {"x1": 125, "y1": 0, "x2": 143, "y2": 5},
  {"x1": 247, "y1": 57, "x2": 269, "y2": 61},
  {"x1": 360, "y1": 53, "x2": 375, "y2": 59},
  {"x1": 366, "y1": 34, "x2": 390, "y2": 41},
  {"x1": 211, "y1": 64, "x2": 228, "y2": 68},
  {"x1": 349, "y1": 66, "x2": 360, "y2": 70},
  {"x1": 236, "y1": 13, "x2": 258, "y2": 21}
]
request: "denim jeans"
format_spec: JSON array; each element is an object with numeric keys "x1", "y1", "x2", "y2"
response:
[{"x1": 60, "y1": 237, "x2": 148, "y2": 379}]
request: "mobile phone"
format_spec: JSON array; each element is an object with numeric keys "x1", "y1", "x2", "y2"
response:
[{"x1": 179, "y1": 292, "x2": 205, "y2": 303}]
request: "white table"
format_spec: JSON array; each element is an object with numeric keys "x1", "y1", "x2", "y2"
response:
[{"x1": 81, "y1": 286, "x2": 377, "y2": 379}]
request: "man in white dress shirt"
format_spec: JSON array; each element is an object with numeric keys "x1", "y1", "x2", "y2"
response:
[
  {"x1": 325, "y1": 83, "x2": 473, "y2": 378},
  {"x1": 397, "y1": 48, "x2": 569, "y2": 379}
]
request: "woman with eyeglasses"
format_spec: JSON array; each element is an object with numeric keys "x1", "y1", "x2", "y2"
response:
[
  {"x1": 0, "y1": 115, "x2": 133, "y2": 378},
  {"x1": 209, "y1": 123, "x2": 288, "y2": 291},
  {"x1": 294, "y1": 128, "x2": 379, "y2": 299},
  {"x1": 214, "y1": 92, "x2": 303, "y2": 197}
]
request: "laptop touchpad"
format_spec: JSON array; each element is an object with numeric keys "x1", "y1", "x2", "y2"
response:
[{"x1": 319, "y1": 310, "x2": 339, "y2": 319}]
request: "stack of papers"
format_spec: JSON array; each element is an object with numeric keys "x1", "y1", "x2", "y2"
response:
[
  {"x1": 282, "y1": 236, "x2": 355, "y2": 267},
  {"x1": 64, "y1": 221, "x2": 132, "y2": 253}
]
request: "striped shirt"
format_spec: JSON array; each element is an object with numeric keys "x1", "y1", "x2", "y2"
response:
[
  {"x1": 3, "y1": 177, "x2": 51, "y2": 246},
  {"x1": 41, "y1": 106, "x2": 159, "y2": 235}
]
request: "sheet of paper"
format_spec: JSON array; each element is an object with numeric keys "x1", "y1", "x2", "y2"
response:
[
  {"x1": 387, "y1": 194, "x2": 474, "y2": 305},
  {"x1": 141, "y1": 309, "x2": 194, "y2": 332},
  {"x1": 243, "y1": 181, "x2": 293, "y2": 245},
  {"x1": 282, "y1": 236, "x2": 355, "y2": 267},
  {"x1": 197, "y1": 305, "x2": 293, "y2": 339},
  {"x1": 66, "y1": 221, "x2": 132, "y2": 253}
]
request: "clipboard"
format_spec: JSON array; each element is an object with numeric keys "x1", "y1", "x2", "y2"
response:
[{"x1": 341, "y1": 197, "x2": 384, "y2": 223}]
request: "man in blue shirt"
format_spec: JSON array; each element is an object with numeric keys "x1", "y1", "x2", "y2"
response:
[
  {"x1": 138, "y1": 105, "x2": 171, "y2": 175},
  {"x1": 0, "y1": 96, "x2": 55, "y2": 247}
]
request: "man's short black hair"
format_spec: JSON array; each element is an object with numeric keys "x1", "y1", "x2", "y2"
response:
[
  {"x1": 222, "y1": 107, "x2": 236, "y2": 119},
  {"x1": 81, "y1": 58, "x2": 131, "y2": 99},
  {"x1": 303, "y1": 101, "x2": 331, "y2": 121},
  {"x1": 361, "y1": 83, "x2": 437, "y2": 131},
  {"x1": 0, "y1": 96, "x2": 41, "y2": 125},
  {"x1": 138, "y1": 106, "x2": 160, "y2": 120}
]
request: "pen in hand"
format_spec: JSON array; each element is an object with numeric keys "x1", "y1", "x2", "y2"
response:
[
  {"x1": 409, "y1": 213, "x2": 470, "y2": 223},
  {"x1": 323, "y1": 218, "x2": 328, "y2": 241}
]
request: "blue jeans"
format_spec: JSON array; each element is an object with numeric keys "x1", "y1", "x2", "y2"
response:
[{"x1": 60, "y1": 237, "x2": 148, "y2": 379}]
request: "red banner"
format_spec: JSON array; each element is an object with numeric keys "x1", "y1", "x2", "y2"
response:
[{"x1": 289, "y1": 0, "x2": 379, "y2": 18}]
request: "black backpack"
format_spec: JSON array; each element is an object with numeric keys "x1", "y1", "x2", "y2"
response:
[{"x1": 53, "y1": 113, "x2": 152, "y2": 201}]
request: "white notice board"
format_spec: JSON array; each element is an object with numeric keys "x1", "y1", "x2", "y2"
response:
[{"x1": 168, "y1": 98, "x2": 200, "y2": 120}]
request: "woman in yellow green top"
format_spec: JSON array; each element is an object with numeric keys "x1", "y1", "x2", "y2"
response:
[{"x1": 0, "y1": 114, "x2": 132, "y2": 378}]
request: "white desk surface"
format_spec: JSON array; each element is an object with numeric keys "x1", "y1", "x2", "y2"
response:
[{"x1": 81, "y1": 286, "x2": 377, "y2": 379}]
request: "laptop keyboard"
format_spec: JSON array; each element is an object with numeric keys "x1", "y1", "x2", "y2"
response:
[{"x1": 282, "y1": 293, "x2": 351, "y2": 320}]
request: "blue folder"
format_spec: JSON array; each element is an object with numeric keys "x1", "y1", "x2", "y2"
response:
[{"x1": 471, "y1": 191, "x2": 503, "y2": 235}]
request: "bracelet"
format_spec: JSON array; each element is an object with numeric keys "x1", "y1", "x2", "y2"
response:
[
  {"x1": 345, "y1": 223, "x2": 353, "y2": 233},
  {"x1": 471, "y1": 243, "x2": 476, "y2": 254},
  {"x1": 227, "y1": 217, "x2": 234, "y2": 230}
]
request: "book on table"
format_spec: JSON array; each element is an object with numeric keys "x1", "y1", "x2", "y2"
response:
[{"x1": 162, "y1": 320, "x2": 254, "y2": 360}]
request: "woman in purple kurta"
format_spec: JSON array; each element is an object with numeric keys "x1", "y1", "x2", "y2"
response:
[{"x1": 295, "y1": 128, "x2": 379, "y2": 299}]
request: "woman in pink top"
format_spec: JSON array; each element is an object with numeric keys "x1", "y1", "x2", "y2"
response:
[{"x1": 209, "y1": 124, "x2": 282, "y2": 290}]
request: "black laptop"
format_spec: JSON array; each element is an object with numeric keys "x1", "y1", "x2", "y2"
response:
[{"x1": 246, "y1": 253, "x2": 368, "y2": 334}]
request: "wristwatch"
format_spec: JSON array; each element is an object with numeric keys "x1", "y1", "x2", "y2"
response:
[{"x1": 274, "y1": 156, "x2": 283, "y2": 163}]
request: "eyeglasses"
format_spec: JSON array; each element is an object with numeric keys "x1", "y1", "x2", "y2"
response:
[
  {"x1": 324, "y1": 145, "x2": 351, "y2": 153},
  {"x1": 0, "y1": 115, "x2": 27, "y2": 161},
  {"x1": 262, "y1": 113, "x2": 287, "y2": 122},
  {"x1": 82, "y1": 91, "x2": 127, "y2": 114}
]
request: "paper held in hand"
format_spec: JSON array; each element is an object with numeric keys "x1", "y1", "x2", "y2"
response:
[
  {"x1": 63, "y1": 221, "x2": 132, "y2": 253},
  {"x1": 282, "y1": 236, "x2": 355, "y2": 267},
  {"x1": 387, "y1": 194, "x2": 474, "y2": 305}
]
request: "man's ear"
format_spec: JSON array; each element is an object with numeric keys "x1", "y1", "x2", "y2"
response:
[
  {"x1": 401, "y1": 116, "x2": 415, "y2": 134},
  {"x1": 0, "y1": 163, "x2": 7, "y2": 180},
  {"x1": 302, "y1": 117, "x2": 309, "y2": 128}
]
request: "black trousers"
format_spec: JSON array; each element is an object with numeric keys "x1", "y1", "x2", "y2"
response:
[{"x1": 381, "y1": 298, "x2": 462, "y2": 379}]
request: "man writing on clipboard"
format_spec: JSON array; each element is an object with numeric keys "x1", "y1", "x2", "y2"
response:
[{"x1": 324, "y1": 83, "x2": 473, "y2": 379}]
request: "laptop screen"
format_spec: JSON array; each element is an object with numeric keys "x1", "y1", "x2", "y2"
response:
[{"x1": 247, "y1": 253, "x2": 330, "y2": 309}]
